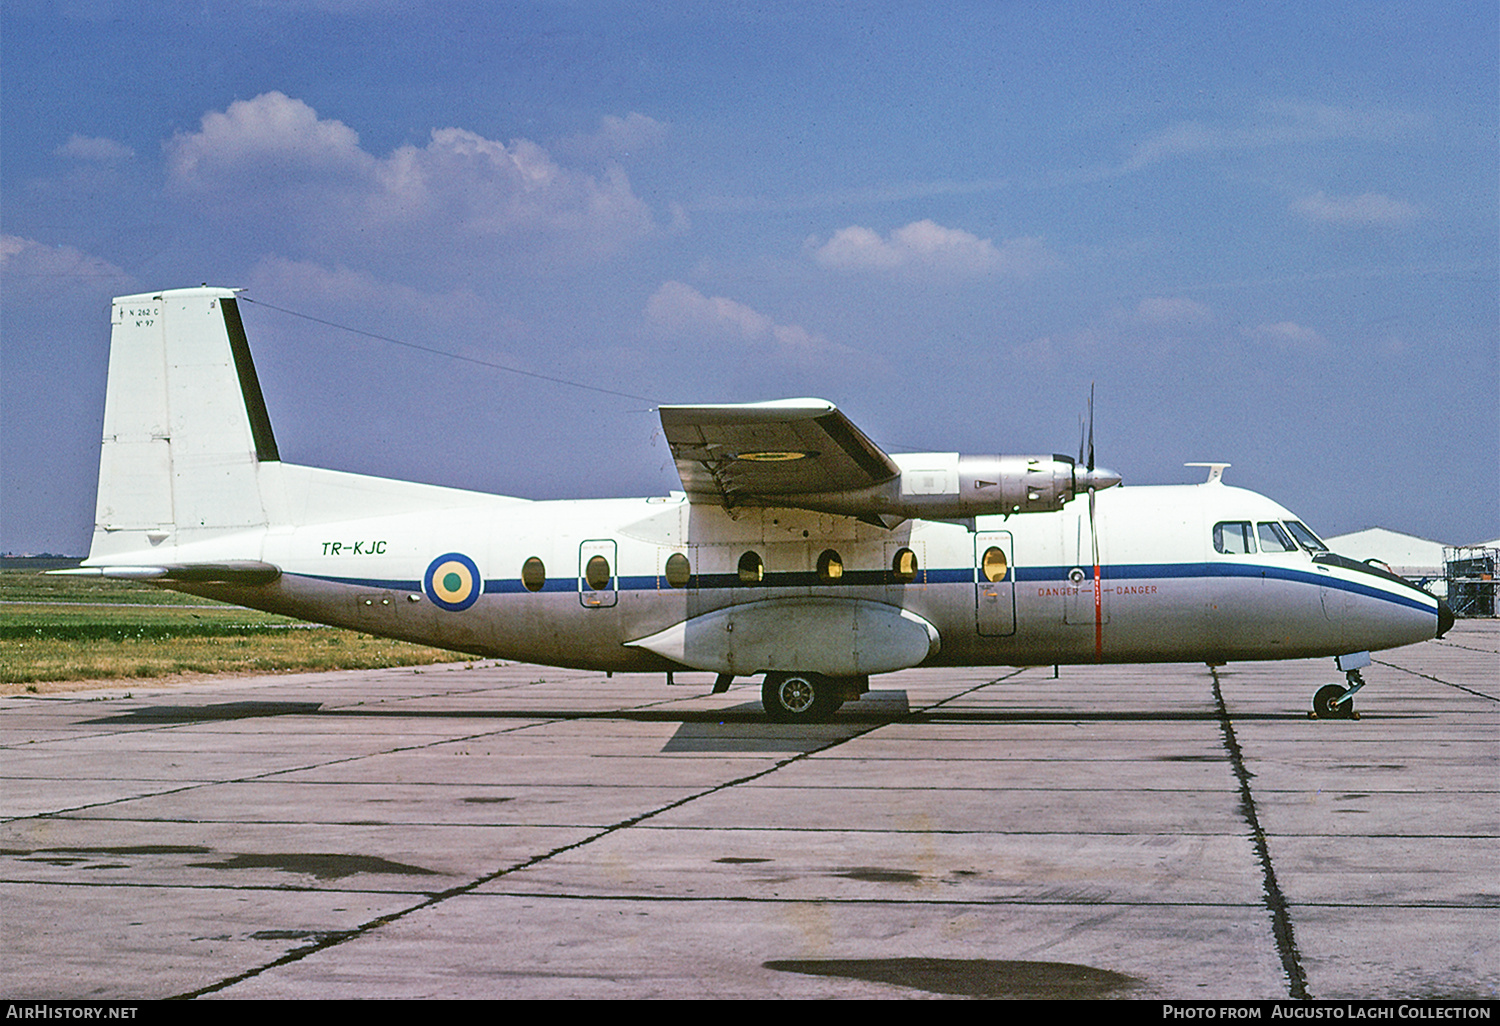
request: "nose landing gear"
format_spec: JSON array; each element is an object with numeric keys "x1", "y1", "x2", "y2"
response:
[{"x1": 1311, "y1": 654, "x2": 1370, "y2": 720}]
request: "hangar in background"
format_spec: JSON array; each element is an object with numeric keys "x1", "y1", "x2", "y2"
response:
[{"x1": 1325, "y1": 528, "x2": 1499, "y2": 618}]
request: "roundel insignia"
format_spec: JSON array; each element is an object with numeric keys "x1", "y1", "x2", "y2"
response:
[{"x1": 424, "y1": 552, "x2": 482, "y2": 612}]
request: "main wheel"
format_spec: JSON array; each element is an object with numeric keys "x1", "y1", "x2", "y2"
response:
[
  {"x1": 762, "y1": 672, "x2": 840, "y2": 723},
  {"x1": 1312, "y1": 683, "x2": 1352, "y2": 719}
]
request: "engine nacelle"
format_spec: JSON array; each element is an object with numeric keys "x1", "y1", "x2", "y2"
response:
[{"x1": 764, "y1": 452, "x2": 1121, "y2": 526}]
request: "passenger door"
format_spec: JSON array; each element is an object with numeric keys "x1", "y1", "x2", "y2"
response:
[
  {"x1": 974, "y1": 530, "x2": 1016, "y2": 636},
  {"x1": 578, "y1": 539, "x2": 618, "y2": 608}
]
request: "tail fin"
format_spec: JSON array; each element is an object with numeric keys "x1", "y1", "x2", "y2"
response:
[{"x1": 89, "y1": 287, "x2": 279, "y2": 562}]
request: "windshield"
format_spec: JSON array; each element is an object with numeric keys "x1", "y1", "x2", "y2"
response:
[{"x1": 1284, "y1": 520, "x2": 1329, "y2": 553}]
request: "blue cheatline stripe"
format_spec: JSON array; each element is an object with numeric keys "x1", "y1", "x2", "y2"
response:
[{"x1": 289, "y1": 559, "x2": 1436, "y2": 616}]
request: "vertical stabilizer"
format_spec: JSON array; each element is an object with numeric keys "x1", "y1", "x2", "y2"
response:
[{"x1": 89, "y1": 287, "x2": 279, "y2": 561}]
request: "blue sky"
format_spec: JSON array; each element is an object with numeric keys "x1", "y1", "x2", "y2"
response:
[{"x1": 3, "y1": 0, "x2": 1496, "y2": 554}]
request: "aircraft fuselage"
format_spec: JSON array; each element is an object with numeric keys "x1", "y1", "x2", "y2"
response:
[{"x1": 169, "y1": 466, "x2": 1441, "y2": 673}]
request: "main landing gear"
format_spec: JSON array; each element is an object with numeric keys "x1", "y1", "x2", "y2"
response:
[
  {"x1": 1310, "y1": 653, "x2": 1371, "y2": 720},
  {"x1": 761, "y1": 672, "x2": 867, "y2": 723}
]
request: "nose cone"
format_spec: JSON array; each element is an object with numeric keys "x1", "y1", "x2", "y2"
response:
[
  {"x1": 1437, "y1": 597, "x2": 1455, "y2": 638},
  {"x1": 1082, "y1": 466, "x2": 1122, "y2": 492}
]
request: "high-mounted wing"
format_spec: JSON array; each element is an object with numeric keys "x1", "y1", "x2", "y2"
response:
[
  {"x1": 659, "y1": 398, "x2": 1119, "y2": 525},
  {"x1": 659, "y1": 399, "x2": 899, "y2": 508}
]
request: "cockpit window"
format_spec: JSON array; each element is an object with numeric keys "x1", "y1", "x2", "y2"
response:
[
  {"x1": 1213, "y1": 521, "x2": 1255, "y2": 554},
  {"x1": 1257, "y1": 522, "x2": 1297, "y2": 553},
  {"x1": 1284, "y1": 521, "x2": 1329, "y2": 553}
]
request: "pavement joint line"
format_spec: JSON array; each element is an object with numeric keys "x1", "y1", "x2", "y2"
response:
[
  {"x1": 1210, "y1": 666, "x2": 1309, "y2": 1001},
  {"x1": 172, "y1": 671, "x2": 1025, "y2": 997},
  {"x1": 1372, "y1": 658, "x2": 1498, "y2": 701},
  {"x1": 174, "y1": 685, "x2": 916, "y2": 998}
]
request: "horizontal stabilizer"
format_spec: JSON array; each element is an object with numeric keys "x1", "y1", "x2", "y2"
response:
[{"x1": 51, "y1": 561, "x2": 281, "y2": 585}]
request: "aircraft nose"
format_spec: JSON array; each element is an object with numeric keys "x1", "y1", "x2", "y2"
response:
[
  {"x1": 1082, "y1": 466, "x2": 1122, "y2": 491},
  {"x1": 1437, "y1": 597, "x2": 1455, "y2": 639}
]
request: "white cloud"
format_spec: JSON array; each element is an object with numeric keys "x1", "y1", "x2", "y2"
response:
[
  {"x1": 1242, "y1": 320, "x2": 1328, "y2": 351},
  {"x1": 554, "y1": 112, "x2": 670, "y2": 163},
  {"x1": 809, "y1": 220, "x2": 1058, "y2": 277},
  {"x1": 1131, "y1": 296, "x2": 1214, "y2": 327},
  {"x1": 644, "y1": 281, "x2": 859, "y2": 369},
  {"x1": 165, "y1": 92, "x2": 656, "y2": 269},
  {"x1": 55, "y1": 134, "x2": 134, "y2": 162},
  {"x1": 166, "y1": 91, "x2": 369, "y2": 185},
  {"x1": 1122, "y1": 100, "x2": 1426, "y2": 173},
  {"x1": 0, "y1": 234, "x2": 135, "y2": 292},
  {"x1": 1291, "y1": 190, "x2": 1422, "y2": 227}
]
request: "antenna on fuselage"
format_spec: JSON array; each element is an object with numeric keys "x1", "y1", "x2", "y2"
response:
[{"x1": 1185, "y1": 462, "x2": 1231, "y2": 485}]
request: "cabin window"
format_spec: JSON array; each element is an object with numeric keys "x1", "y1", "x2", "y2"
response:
[
  {"x1": 664, "y1": 552, "x2": 691, "y2": 588},
  {"x1": 1257, "y1": 522, "x2": 1297, "y2": 553},
  {"x1": 738, "y1": 550, "x2": 764, "y2": 584},
  {"x1": 891, "y1": 547, "x2": 919, "y2": 583},
  {"x1": 1284, "y1": 521, "x2": 1329, "y2": 553},
  {"x1": 981, "y1": 546, "x2": 1008, "y2": 582},
  {"x1": 816, "y1": 549, "x2": 844, "y2": 583},
  {"x1": 1213, "y1": 521, "x2": 1255, "y2": 554},
  {"x1": 521, "y1": 556, "x2": 546, "y2": 592},
  {"x1": 585, "y1": 554, "x2": 612, "y2": 590}
]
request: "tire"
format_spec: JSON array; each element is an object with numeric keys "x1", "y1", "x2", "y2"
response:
[
  {"x1": 1312, "y1": 683, "x2": 1350, "y2": 719},
  {"x1": 762, "y1": 672, "x2": 840, "y2": 723}
]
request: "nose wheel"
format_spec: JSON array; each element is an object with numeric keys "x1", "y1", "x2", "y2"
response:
[{"x1": 1311, "y1": 668, "x2": 1365, "y2": 720}]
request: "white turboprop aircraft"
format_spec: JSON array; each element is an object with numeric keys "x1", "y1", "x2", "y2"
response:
[{"x1": 62, "y1": 287, "x2": 1454, "y2": 722}]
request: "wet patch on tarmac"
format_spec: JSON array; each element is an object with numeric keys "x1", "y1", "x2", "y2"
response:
[
  {"x1": 834, "y1": 866, "x2": 922, "y2": 884},
  {"x1": 6, "y1": 844, "x2": 213, "y2": 867},
  {"x1": 186, "y1": 852, "x2": 438, "y2": 880},
  {"x1": 763, "y1": 957, "x2": 1141, "y2": 998}
]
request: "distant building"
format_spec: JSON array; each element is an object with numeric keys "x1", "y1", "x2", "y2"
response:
[
  {"x1": 1324, "y1": 528, "x2": 1499, "y2": 617},
  {"x1": 1324, "y1": 527, "x2": 1447, "y2": 586}
]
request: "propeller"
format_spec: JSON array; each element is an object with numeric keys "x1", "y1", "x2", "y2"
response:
[{"x1": 1075, "y1": 385, "x2": 1120, "y2": 661}]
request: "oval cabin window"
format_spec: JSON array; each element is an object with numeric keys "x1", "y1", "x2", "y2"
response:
[
  {"x1": 521, "y1": 556, "x2": 546, "y2": 592},
  {"x1": 664, "y1": 552, "x2": 691, "y2": 588},
  {"x1": 585, "y1": 554, "x2": 612, "y2": 590},
  {"x1": 816, "y1": 549, "x2": 844, "y2": 583},
  {"x1": 981, "y1": 546, "x2": 1008, "y2": 582},
  {"x1": 738, "y1": 551, "x2": 764, "y2": 584},
  {"x1": 891, "y1": 547, "x2": 919, "y2": 583}
]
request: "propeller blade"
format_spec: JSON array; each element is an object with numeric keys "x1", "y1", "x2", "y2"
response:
[
  {"x1": 1091, "y1": 484, "x2": 1103, "y2": 660},
  {"x1": 1087, "y1": 382, "x2": 1096, "y2": 472}
]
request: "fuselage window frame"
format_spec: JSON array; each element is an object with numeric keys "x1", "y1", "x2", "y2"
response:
[
  {"x1": 1285, "y1": 520, "x2": 1329, "y2": 553},
  {"x1": 1213, "y1": 521, "x2": 1256, "y2": 555},
  {"x1": 1257, "y1": 522, "x2": 1298, "y2": 553},
  {"x1": 980, "y1": 545, "x2": 1008, "y2": 583},
  {"x1": 891, "y1": 547, "x2": 919, "y2": 584},
  {"x1": 585, "y1": 554, "x2": 612, "y2": 591},
  {"x1": 738, "y1": 550, "x2": 764, "y2": 584},
  {"x1": 816, "y1": 549, "x2": 844, "y2": 583},
  {"x1": 521, "y1": 556, "x2": 546, "y2": 592},
  {"x1": 664, "y1": 551, "x2": 691, "y2": 588}
]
